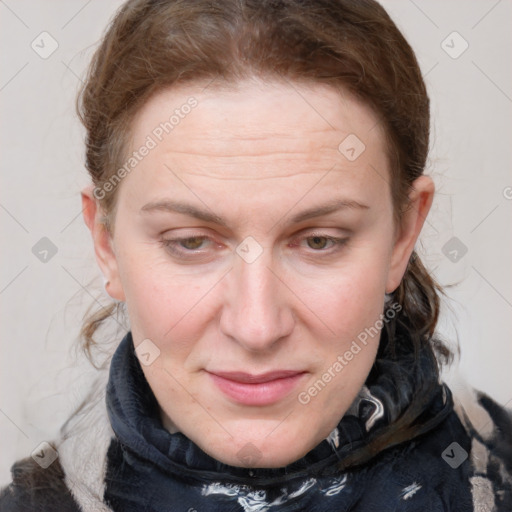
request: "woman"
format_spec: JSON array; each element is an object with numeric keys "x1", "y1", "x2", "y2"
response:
[{"x1": 1, "y1": 0, "x2": 511, "y2": 510}]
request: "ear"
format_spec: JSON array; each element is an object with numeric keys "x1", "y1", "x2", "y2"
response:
[
  {"x1": 385, "y1": 175, "x2": 435, "y2": 293},
  {"x1": 81, "y1": 185, "x2": 125, "y2": 301}
]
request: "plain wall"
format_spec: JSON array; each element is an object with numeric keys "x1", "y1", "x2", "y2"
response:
[{"x1": 1, "y1": 0, "x2": 511, "y2": 485}]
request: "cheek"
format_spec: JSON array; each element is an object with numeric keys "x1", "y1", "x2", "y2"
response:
[
  {"x1": 292, "y1": 251, "x2": 389, "y2": 333},
  {"x1": 120, "y1": 258, "x2": 220, "y2": 363},
  {"x1": 289, "y1": 248, "x2": 389, "y2": 402},
  {"x1": 295, "y1": 264, "x2": 385, "y2": 425}
]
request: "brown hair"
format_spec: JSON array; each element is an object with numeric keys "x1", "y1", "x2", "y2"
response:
[{"x1": 77, "y1": 0, "x2": 450, "y2": 404}]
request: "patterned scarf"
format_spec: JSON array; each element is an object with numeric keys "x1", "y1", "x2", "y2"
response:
[{"x1": 103, "y1": 331, "x2": 482, "y2": 511}]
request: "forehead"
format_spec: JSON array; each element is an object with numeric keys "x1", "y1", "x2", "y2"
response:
[{"x1": 119, "y1": 78, "x2": 390, "y2": 213}]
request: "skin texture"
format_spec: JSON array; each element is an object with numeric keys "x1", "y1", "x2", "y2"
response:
[{"x1": 82, "y1": 78, "x2": 434, "y2": 468}]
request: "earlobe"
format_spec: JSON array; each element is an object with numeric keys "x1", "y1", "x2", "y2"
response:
[
  {"x1": 81, "y1": 186, "x2": 126, "y2": 302},
  {"x1": 385, "y1": 175, "x2": 435, "y2": 293}
]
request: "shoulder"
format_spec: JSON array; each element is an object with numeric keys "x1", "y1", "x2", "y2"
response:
[
  {"x1": 358, "y1": 406, "x2": 474, "y2": 511},
  {"x1": 358, "y1": 386, "x2": 512, "y2": 511},
  {"x1": 0, "y1": 367, "x2": 116, "y2": 512},
  {"x1": 0, "y1": 448, "x2": 82, "y2": 512},
  {"x1": 452, "y1": 386, "x2": 512, "y2": 511}
]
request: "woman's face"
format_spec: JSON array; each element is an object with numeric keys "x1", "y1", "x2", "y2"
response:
[{"x1": 84, "y1": 78, "x2": 433, "y2": 468}]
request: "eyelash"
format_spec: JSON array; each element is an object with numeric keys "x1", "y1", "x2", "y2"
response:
[{"x1": 160, "y1": 233, "x2": 348, "y2": 259}]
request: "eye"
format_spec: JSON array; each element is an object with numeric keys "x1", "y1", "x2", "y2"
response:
[
  {"x1": 161, "y1": 235, "x2": 214, "y2": 257},
  {"x1": 306, "y1": 235, "x2": 332, "y2": 250},
  {"x1": 176, "y1": 236, "x2": 207, "y2": 250},
  {"x1": 299, "y1": 234, "x2": 348, "y2": 252}
]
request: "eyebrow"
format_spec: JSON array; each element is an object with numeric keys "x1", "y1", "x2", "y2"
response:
[{"x1": 140, "y1": 198, "x2": 369, "y2": 226}]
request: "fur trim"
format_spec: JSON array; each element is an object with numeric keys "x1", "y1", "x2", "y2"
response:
[
  {"x1": 452, "y1": 384, "x2": 512, "y2": 512},
  {"x1": 0, "y1": 449, "x2": 80, "y2": 511},
  {"x1": 56, "y1": 365, "x2": 114, "y2": 512}
]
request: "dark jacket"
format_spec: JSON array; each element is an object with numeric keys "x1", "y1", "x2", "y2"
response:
[{"x1": 2, "y1": 331, "x2": 511, "y2": 511}]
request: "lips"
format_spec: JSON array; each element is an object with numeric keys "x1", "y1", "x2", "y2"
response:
[{"x1": 207, "y1": 370, "x2": 307, "y2": 406}]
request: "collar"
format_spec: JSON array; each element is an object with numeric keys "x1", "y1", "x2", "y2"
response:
[{"x1": 105, "y1": 330, "x2": 452, "y2": 487}]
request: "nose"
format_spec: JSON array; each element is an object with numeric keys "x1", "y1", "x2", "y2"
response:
[{"x1": 219, "y1": 249, "x2": 295, "y2": 352}]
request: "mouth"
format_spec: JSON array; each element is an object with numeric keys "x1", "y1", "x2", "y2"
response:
[{"x1": 207, "y1": 370, "x2": 308, "y2": 406}]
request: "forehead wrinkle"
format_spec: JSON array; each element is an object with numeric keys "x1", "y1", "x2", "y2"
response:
[
  {"x1": 162, "y1": 149, "x2": 329, "y2": 158},
  {"x1": 165, "y1": 126, "x2": 343, "y2": 142},
  {"x1": 158, "y1": 136, "x2": 343, "y2": 159},
  {"x1": 157, "y1": 146, "x2": 347, "y2": 181},
  {"x1": 156, "y1": 154, "x2": 346, "y2": 181},
  {"x1": 177, "y1": 168, "x2": 344, "y2": 181}
]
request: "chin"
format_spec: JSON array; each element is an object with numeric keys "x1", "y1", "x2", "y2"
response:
[{"x1": 199, "y1": 420, "x2": 320, "y2": 469}]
